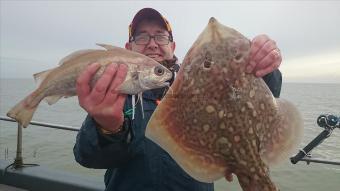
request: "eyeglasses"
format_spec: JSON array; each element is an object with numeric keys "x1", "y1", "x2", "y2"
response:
[{"x1": 132, "y1": 34, "x2": 172, "y2": 45}]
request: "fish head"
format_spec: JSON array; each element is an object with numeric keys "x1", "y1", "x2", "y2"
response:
[
  {"x1": 179, "y1": 17, "x2": 251, "y2": 87},
  {"x1": 118, "y1": 56, "x2": 173, "y2": 94},
  {"x1": 137, "y1": 59, "x2": 173, "y2": 91}
]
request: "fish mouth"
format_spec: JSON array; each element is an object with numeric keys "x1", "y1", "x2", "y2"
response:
[
  {"x1": 158, "y1": 81, "x2": 170, "y2": 87},
  {"x1": 147, "y1": 81, "x2": 170, "y2": 89},
  {"x1": 138, "y1": 78, "x2": 170, "y2": 91}
]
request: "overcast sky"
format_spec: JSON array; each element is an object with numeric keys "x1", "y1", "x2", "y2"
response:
[{"x1": 1, "y1": 0, "x2": 339, "y2": 83}]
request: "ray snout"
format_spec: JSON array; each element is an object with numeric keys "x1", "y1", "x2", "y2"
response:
[{"x1": 209, "y1": 17, "x2": 218, "y2": 24}]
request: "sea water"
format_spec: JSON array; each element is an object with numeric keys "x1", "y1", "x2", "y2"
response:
[{"x1": 1, "y1": 79, "x2": 339, "y2": 190}]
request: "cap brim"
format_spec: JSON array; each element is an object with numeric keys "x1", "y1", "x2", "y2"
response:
[{"x1": 131, "y1": 8, "x2": 168, "y2": 36}]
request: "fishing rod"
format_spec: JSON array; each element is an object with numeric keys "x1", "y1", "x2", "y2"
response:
[{"x1": 290, "y1": 114, "x2": 340, "y2": 165}]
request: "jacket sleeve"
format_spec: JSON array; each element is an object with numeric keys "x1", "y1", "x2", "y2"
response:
[
  {"x1": 262, "y1": 69, "x2": 282, "y2": 98},
  {"x1": 73, "y1": 115, "x2": 132, "y2": 169}
]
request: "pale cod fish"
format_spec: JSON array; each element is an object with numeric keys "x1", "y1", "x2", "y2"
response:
[
  {"x1": 146, "y1": 18, "x2": 303, "y2": 191},
  {"x1": 7, "y1": 44, "x2": 172, "y2": 128}
]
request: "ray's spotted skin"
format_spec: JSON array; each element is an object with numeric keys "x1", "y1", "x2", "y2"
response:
[{"x1": 146, "y1": 18, "x2": 303, "y2": 191}]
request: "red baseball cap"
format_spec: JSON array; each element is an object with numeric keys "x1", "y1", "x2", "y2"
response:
[{"x1": 129, "y1": 8, "x2": 173, "y2": 42}]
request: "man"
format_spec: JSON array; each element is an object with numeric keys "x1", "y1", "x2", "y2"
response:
[{"x1": 74, "y1": 8, "x2": 282, "y2": 191}]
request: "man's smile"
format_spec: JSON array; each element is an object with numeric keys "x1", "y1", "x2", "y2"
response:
[{"x1": 146, "y1": 54, "x2": 162, "y2": 59}]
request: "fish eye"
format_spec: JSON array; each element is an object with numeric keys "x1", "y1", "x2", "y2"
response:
[
  {"x1": 203, "y1": 53, "x2": 214, "y2": 69},
  {"x1": 203, "y1": 60, "x2": 213, "y2": 68},
  {"x1": 234, "y1": 53, "x2": 243, "y2": 62},
  {"x1": 154, "y1": 66, "x2": 165, "y2": 76}
]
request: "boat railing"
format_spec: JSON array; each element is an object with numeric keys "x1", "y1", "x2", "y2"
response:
[
  {"x1": 0, "y1": 116, "x2": 105, "y2": 191},
  {"x1": 290, "y1": 114, "x2": 340, "y2": 165},
  {"x1": 0, "y1": 116, "x2": 79, "y2": 170}
]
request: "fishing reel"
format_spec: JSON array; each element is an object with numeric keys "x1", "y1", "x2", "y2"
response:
[
  {"x1": 290, "y1": 114, "x2": 340, "y2": 165},
  {"x1": 317, "y1": 114, "x2": 339, "y2": 130}
]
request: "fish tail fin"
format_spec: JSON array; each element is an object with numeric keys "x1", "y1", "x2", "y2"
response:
[
  {"x1": 236, "y1": 168, "x2": 279, "y2": 191},
  {"x1": 6, "y1": 91, "x2": 42, "y2": 128},
  {"x1": 261, "y1": 98, "x2": 304, "y2": 166}
]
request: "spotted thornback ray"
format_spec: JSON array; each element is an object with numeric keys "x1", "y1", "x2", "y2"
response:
[{"x1": 146, "y1": 18, "x2": 303, "y2": 191}]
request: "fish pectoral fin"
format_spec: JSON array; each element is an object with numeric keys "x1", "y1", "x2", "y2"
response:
[
  {"x1": 44, "y1": 95, "x2": 63, "y2": 105},
  {"x1": 116, "y1": 78, "x2": 141, "y2": 95},
  {"x1": 96, "y1": 43, "x2": 117, "y2": 50},
  {"x1": 145, "y1": 98, "x2": 226, "y2": 183},
  {"x1": 261, "y1": 98, "x2": 304, "y2": 166}
]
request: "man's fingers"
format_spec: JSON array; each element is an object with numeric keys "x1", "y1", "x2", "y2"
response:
[
  {"x1": 249, "y1": 34, "x2": 270, "y2": 59},
  {"x1": 98, "y1": 94, "x2": 127, "y2": 124},
  {"x1": 76, "y1": 63, "x2": 101, "y2": 102},
  {"x1": 111, "y1": 95, "x2": 127, "y2": 119},
  {"x1": 103, "y1": 64, "x2": 128, "y2": 104},
  {"x1": 247, "y1": 35, "x2": 270, "y2": 73},
  {"x1": 254, "y1": 48, "x2": 281, "y2": 77},
  {"x1": 252, "y1": 40, "x2": 277, "y2": 64},
  {"x1": 255, "y1": 59, "x2": 281, "y2": 77},
  {"x1": 108, "y1": 64, "x2": 128, "y2": 94},
  {"x1": 89, "y1": 64, "x2": 118, "y2": 104}
]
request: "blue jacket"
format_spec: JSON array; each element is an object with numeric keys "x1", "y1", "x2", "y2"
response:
[{"x1": 73, "y1": 70, "x2": 282, "y2": 191}]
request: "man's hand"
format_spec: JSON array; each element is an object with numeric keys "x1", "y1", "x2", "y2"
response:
[
  {"x1": 76, "y1": 63, "x2": 128, "y2": 132},
  {"x1": 246, "y1": 34, "x2": 282, "y2": 77}
]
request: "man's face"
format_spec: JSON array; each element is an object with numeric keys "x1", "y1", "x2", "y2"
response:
[{"x1": 126, "y1": 20, "x2": 176, "y2": 62}]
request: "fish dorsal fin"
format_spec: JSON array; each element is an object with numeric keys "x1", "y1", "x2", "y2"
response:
[
  {"x1": 58, "y1": 49, "x2": 96, "y2": 66},
  {"x1": 33, "y1": 69, "x2": 53, "y2": 87},
  {"x1": 96, "y1": 43, "x2": 118, "y2": 50}
]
